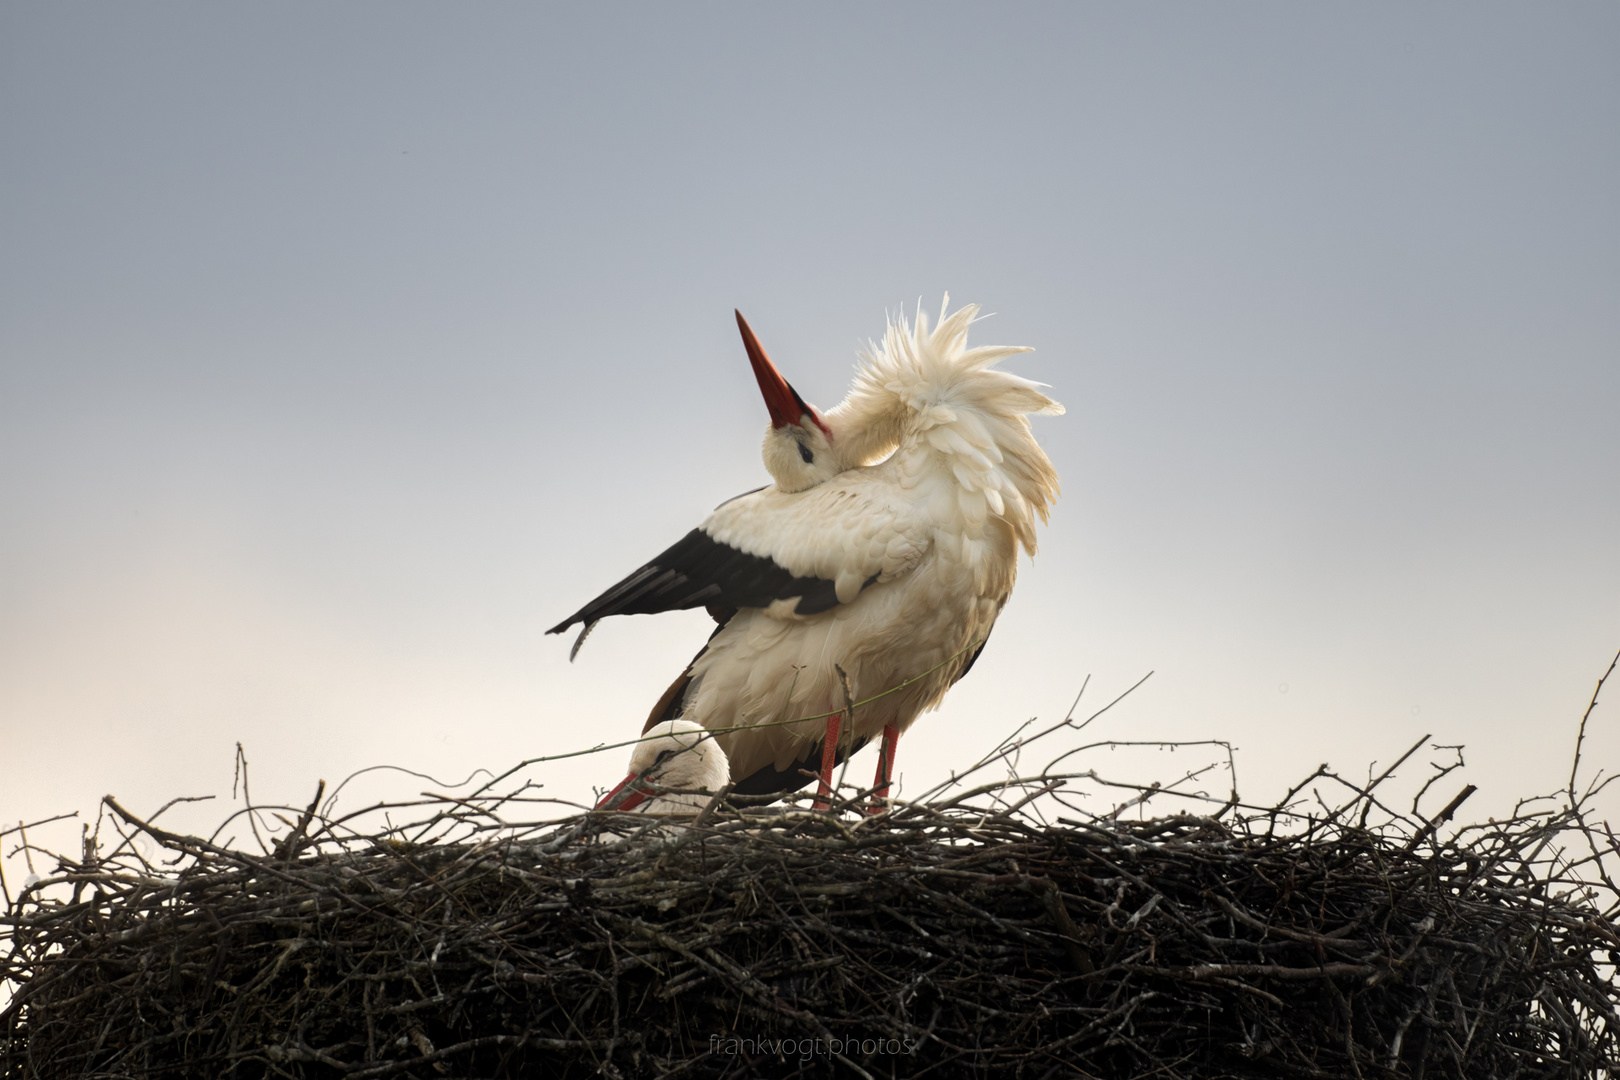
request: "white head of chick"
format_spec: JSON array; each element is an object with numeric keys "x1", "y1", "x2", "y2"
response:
[{"x1": 594, "y1": 719, "x2": 729, "y2": 813}]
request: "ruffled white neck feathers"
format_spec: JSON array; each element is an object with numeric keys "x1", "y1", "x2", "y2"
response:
[{"x1": 827, "y1": 299, "x2": 1063, "y2": 554}]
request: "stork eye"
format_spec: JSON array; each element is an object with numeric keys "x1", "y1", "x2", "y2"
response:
[
  {"x1": 797, "y1": 443, "x2": 814, "y2": 464},
  {"x1": 653, "y1": 749, "x2": 675, "y2": 765}
]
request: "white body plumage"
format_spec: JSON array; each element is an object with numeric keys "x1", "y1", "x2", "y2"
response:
[
  {"x1": 686, "y1": 301, "x2": 1061, "y2": 781},
  {"x1": 557, "y1": 299, "x2": 1063, "y2": 797}
]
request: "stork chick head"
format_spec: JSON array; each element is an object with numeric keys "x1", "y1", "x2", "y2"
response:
[
  {"x1": 736, "y1": 310, "x2": 847, "y2": 494},
  {"x1": 595, "y1": 719, "x2": 728, "y2": 812}
]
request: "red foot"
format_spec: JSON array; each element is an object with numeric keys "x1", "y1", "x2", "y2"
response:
[
  {"x1": 868, "y1": 723, "x2": 899, "y2": 815},
  {"x1": 812, "y1": 712, "x2": 842, "y2": 811}
]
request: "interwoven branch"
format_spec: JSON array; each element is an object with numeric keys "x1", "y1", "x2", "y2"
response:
[{"x1": 2, "y1": 760, "x2": 1616, "y2": 1079}]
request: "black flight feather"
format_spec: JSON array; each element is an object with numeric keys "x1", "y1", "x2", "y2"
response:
[{"x1": 547, "y1": 527, "x2": 841, "y2": 636}]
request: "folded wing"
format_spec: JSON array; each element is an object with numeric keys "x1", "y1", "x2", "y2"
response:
[
  {"x1": 546, "y1": 526, "x2": 841, "y2": 634},
  {"x1": 547, "y1": 473, "x2": 929, "y2": 635}
]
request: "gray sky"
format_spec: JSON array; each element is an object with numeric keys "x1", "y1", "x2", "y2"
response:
[{"x1": 2, "y1": 4, "x2": 1616, "y2": 870}]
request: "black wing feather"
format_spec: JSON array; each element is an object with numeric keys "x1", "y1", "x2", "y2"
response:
[
  {"x1": 952, "y1": 630, "x2": 992, "y2": 685},
  {"x1": 730, "y1": 735, "x2": 872, "y2": 797},
  {"x1": 547, "y1": 528, "x2": 840, "y2": 635}
]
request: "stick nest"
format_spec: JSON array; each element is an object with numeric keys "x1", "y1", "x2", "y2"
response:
[
  {"x1": 8, "y1": 652, "x2": 1620, "y2": 1080},
  {"x1": 4, "y1": 761, "x2": 1618, "y2": 1080}
]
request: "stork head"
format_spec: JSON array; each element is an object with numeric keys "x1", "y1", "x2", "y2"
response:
[
  {"x1": 736, "y1": 310, "x2": 844, "y2": 494},
  {"x1": 595, "y1": 719, "x2": 728, "y2": 812}
]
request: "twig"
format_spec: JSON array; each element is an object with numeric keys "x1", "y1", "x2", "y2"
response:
[{"x1": 1569, "y1": 647, "x2": 1619, "y2": 803}]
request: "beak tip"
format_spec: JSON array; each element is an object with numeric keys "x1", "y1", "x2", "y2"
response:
[
  {"x1": 595, "y1": 773, "x2": 642, "y2": 811},
  {"x1": 735, "y1": 311, "x2": 805, "y2": 430}
]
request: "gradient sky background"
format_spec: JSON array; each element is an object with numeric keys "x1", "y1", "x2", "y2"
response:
[{"x1": 2, "y1": 4, "x2": 1616, "y2": 877}]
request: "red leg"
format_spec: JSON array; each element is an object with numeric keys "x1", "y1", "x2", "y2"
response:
[
  {"x1": 868, "y1": 723, "x2": 899, "y2": 815},
  {"x1": 812, "y1": 711, "x2": 842, "y2": 811}
]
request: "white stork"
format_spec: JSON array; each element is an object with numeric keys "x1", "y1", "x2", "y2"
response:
[
  {"x1": 553, "y1": 299, "x2": 1062, "y2": 810},
  {"x1": 595, "y1": 719, "x2": 730, "y2": 813}
]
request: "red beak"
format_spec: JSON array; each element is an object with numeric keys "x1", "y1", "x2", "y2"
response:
[
  {"x1": 736, "y1": 310, "x2": 822, "y2": 433},
  {"x1": 595, "y1": 773, "x2": 649, "y2": 811}
]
